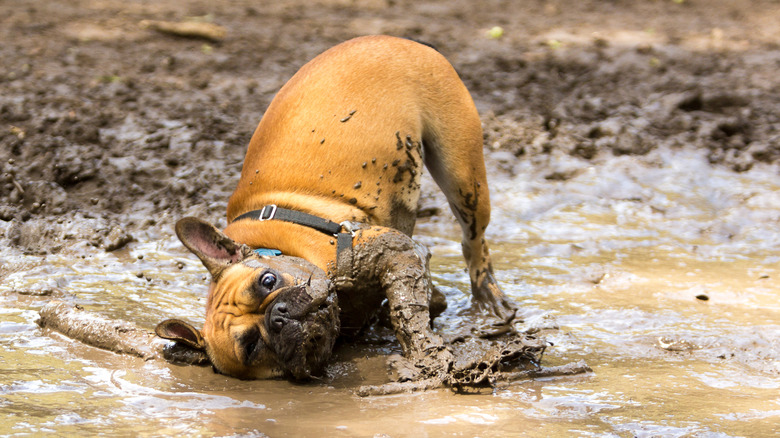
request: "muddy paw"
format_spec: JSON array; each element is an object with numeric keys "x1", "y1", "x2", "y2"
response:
[
  {"x1": 388, "y1": 354, "x2": 423, "y2": 382},
  {"x1": 472, "y1": 273, "x2": 518, "y2": 322},
  {"x1": 388, "y1": 347, "x2": 454, "y2": 382}
]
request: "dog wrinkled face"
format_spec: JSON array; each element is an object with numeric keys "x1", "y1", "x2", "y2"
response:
[
  {"x1": 156, "y1": 217, "x2": 339, "y2": 380},
  {"x1": 204, "y1": 257, "x2": 338, "y2": 379}
]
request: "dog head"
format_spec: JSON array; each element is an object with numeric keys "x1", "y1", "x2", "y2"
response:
[{"x1": 156, "y1": 217, "x2": 339, "y2": 380}]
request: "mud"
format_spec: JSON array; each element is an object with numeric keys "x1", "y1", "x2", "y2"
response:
[
  {"x1": 2, "y1": 0, "x2": 780, "y2": 436},
  {"x1": 341, "y1": 226, "x2": 565, "y2": 392},
  {"x1": 37, "y1": 286, "x2": 560, "y2": 396},
  {"x1": 34, "y1": 225, "x2": 557, "y2": 395},
  {"x1": 2, "y1": 0, "x2": 779, "y2": 234}
]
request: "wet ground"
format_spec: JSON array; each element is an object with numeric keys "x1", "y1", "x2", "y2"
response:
[{"x1": 2, "y1": 0, "x2": 780, "y2": 436}]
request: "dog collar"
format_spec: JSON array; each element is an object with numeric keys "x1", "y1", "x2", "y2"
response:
[{"x1": 254, "y1": 248, "x2": 282, "y2": 257}]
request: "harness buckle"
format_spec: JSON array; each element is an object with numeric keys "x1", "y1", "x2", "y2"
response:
[
  {"x1": 339, "y1": 221, "x2": 357, "y2": 236},
  {"x1": 259, "y1": 204, "x2": 278, "y2": 221}
]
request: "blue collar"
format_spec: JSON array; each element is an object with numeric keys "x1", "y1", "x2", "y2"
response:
[{"x1": 254, "y1": 248, "x2": 282, "y2": 257}]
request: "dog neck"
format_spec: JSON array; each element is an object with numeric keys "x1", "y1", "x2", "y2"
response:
[
  {"x1": 223, "y1": 206, "x2": 354, "y2": 275},
  {"x1": 223, "y1": 219, "x2": 335, "y2": 272}
]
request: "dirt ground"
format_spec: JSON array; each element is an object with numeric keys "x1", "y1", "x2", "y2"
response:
[
  {"x1": 2, "y1": 2, "x2": 780, "y2": 435},
  {"x1": 1, "y1": 0, "x2": 779, "y2": 254}
]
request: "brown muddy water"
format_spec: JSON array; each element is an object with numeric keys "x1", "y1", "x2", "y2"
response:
[{"x1": 2, "y1": 147, "x2": 778, "y2": 437}]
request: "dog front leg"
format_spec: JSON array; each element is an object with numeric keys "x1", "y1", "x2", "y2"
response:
[
  {"x1": 348, "y1": 227, "x2": 453, "y2": 381},
  {"x1": 370, "y1": 232, "x2": 453, "y2": 381}
]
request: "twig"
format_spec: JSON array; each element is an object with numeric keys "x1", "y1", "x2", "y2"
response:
[
  {"x1": 356, "y1": 377, "x2": 444, "y2": 397},
  {"x1": 356, "y1": 361, "x2": 593, "y2": 397},
  {"x1": 493, "y1": 360, "x2": 593, "y2": 383},
  {"x1": 37, "y1": 300, "x2": 208, "y2": 365},
  {"x1": 11, "y1": 178, "x2": 24, "y2": 194},
  {"x1": 140, "y1": 20, "x2": 226, "y2": 42}
]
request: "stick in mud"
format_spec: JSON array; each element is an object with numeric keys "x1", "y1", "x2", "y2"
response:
[
  {"x1": 37, "y1": 300, "x2": 208, "y2": 365},
  {"x1": 356, "y1": 378, "x2": 445, "y2": 397},
  {"x1": 483, "y1": 360, "x2": 593, "y2": 384},
  {"x1": 356, "y1": 361, "x2": 593, "y2": 397},
  {"x1": 139, "y1": 20, "x2": 227, "y2": 42}
]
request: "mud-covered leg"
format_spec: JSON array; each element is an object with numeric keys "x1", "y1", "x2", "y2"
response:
[
  {"x1": 352, "y1": 227, "x2": 453, "y2": 381},
  {"x1": 411, "y1": 239, "x2": 447, "y2": 320},
  {"x1": 381, "y1": 238, "x2": 453, "y2": 380},
  {"x1": 424, "y1": 136, "x2": 517, "y2": 320}
]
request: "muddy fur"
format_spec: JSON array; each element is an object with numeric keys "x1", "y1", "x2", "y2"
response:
[{"x1": 338, "y1": 227, "x2": 453, "y2": 380}]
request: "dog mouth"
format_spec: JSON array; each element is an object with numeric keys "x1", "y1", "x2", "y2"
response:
[
  {"x1": 261, "y1": 283, "x2": 339, "y2": 379},
  {"x1": 238, "y1": 326, "x2": 265, "y2": 367}
]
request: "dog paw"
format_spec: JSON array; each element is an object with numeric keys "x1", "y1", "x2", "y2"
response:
[
  {"x1": 388, "y1": 347, "x2": 454, "y2": 382},
  {"x1": 388, "y1": 354, "x2": 423, "y2": 382},
  {"x1": 471, "y1": 273, "x2": 518, "y2": 321}
]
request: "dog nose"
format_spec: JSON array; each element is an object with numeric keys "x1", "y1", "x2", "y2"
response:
[{"x1": 269, "y1": 301, "x2": 289, "y2": 332}]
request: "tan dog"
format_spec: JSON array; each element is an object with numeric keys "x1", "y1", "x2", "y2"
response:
[{"x1": 156, "y1": 35, "x2": 515, "y2": 380}]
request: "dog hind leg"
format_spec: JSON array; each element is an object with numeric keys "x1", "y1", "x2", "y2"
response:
[{"x1": 422, "y1": 117, "x2": 516, "y2": 320}]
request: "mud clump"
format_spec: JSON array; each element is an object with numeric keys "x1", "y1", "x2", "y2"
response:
[
  {"x1": 4, "y1": 214, "x2": 134, "y2": 254},
  {"x1": 447, "y1": 335, "x2": 547, "y2": 389},
  {"x1": 357, "y1": 333, "x2": 592, "y2": 397}
]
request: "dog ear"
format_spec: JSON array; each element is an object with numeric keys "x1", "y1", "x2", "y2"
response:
[
  {"x1": 155, "y1": 319, "x2": 206, "y2": 350},
  {"x1": 175, "y1": 217, "x2": 252, "y2": 280}
]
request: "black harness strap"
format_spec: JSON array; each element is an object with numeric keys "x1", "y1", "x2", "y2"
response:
[
  {"x1": 335, "y1": 231, "x2": 355, "y2": 288},
  {"x1": 234, "y1": 205, "x2": 342, "y2": 236},
  {"x1": 233, "y1": 205, "x2": 355, "y2": 284}
]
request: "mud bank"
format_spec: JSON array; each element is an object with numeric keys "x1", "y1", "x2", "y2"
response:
[{"x1": 1, "y1": 0, "x2": 779, "y2": 238}]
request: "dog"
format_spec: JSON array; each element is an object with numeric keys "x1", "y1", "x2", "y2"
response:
[{"x1": 156, "y1": 35, "x2": 515, "y2": 380}]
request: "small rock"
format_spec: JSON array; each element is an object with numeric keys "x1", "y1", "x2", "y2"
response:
[
  {"x1": 15, "y1": 285, "x2": 59, "y2": 296},
  {"x1": 104, "y1": 226, "x2": 133, "y2": 251}
]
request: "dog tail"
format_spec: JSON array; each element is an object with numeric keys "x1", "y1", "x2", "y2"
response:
[{"x1": 408, "y1": 38, "x2": 439, "y2": 53}]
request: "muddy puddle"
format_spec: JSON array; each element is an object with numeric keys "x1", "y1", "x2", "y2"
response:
[{"x1": 2, "y1": 147, "x2": 778, "y2": 436}]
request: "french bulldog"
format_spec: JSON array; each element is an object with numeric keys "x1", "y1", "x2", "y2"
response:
[{"x1": 156, "y1": 35, "x2": 515, "y2": 380}]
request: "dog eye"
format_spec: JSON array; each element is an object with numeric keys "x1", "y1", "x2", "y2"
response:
[{"x1": 260, "y1": 272, "x2": 277, "y2": 289}]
